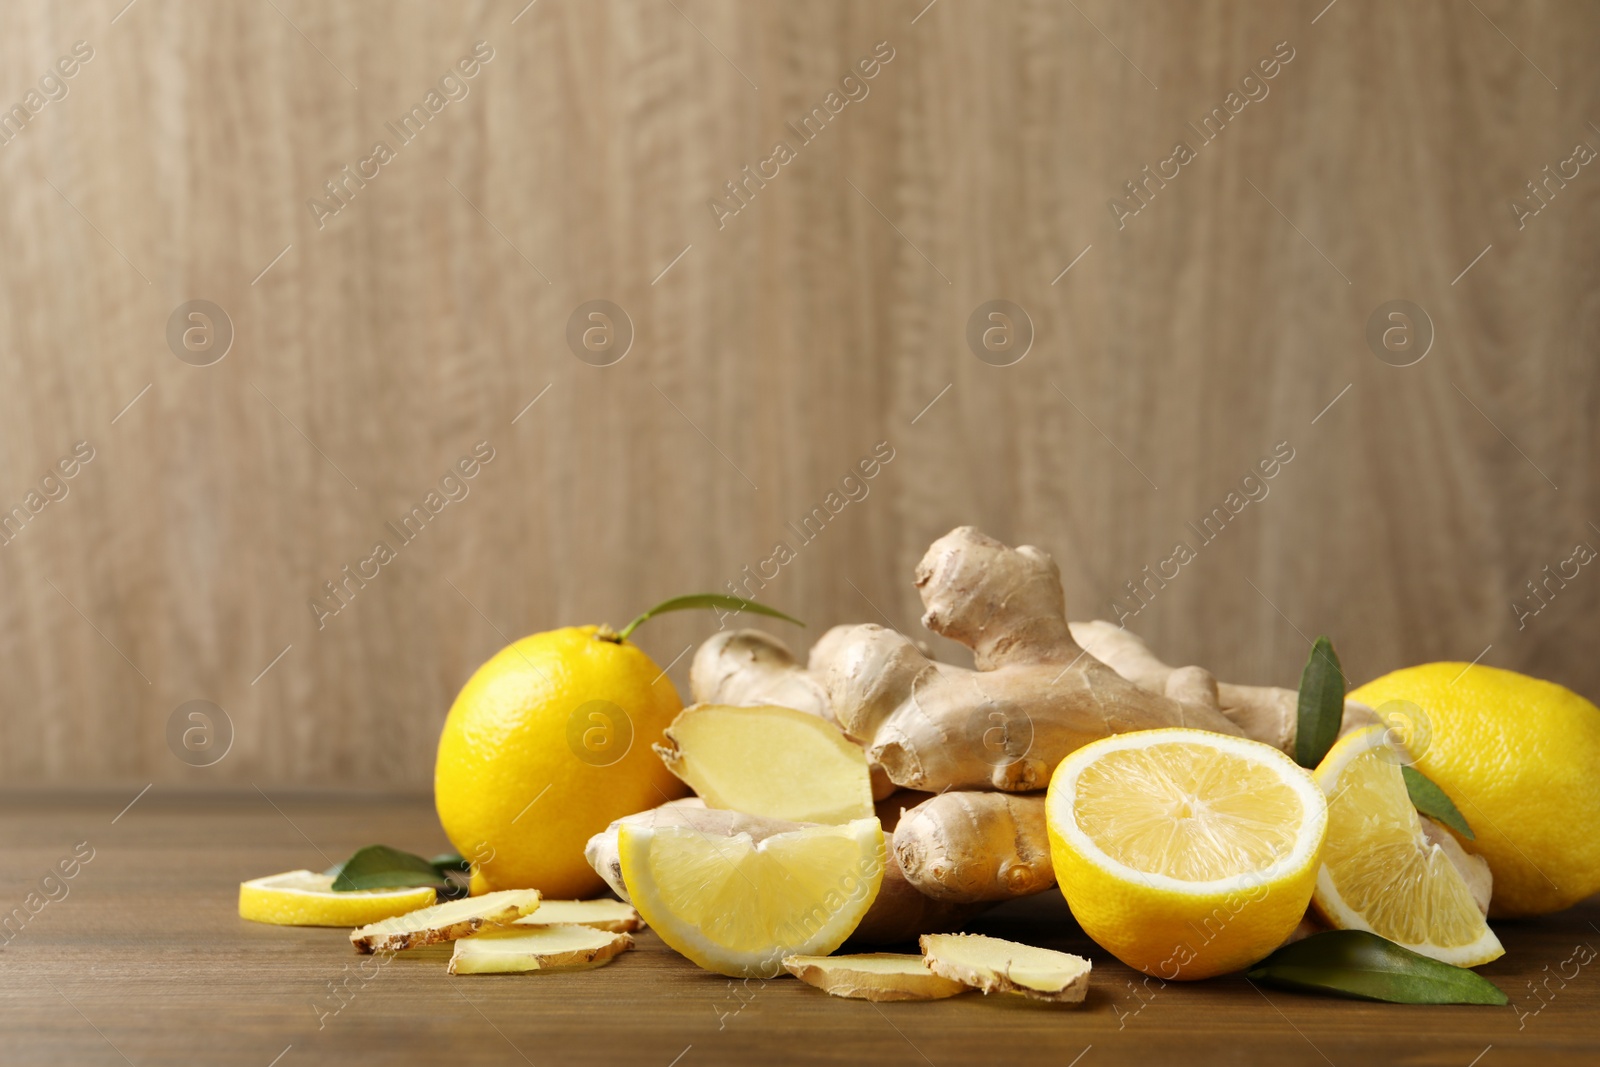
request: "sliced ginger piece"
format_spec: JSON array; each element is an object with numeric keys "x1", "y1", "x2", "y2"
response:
[
  {"x1": 783, "y1": 952, "x2": 968, "y2": 1002},
  {"x1": 512, "y1": 898, "x2": 641, "y2": 932},
  {"x1": 654, "y1": 703, "x2": 874, "y2": 824},
  {"x1": 448, "y1": 924, "x2": 633, "y2": 974},
  {"x1": 920, "y1": 933, "x2": 1090, "y2": 1003},
  {"x1": 350, "y1": 889, "x2": 541, "y2": 953}
]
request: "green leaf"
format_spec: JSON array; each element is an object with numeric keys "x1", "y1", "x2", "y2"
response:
[
  {"x1": 615, "y1": 594, "x2": 803, "y2": 642},
  {"x1": 1247, "y1": 931, "x2": 1506, "y2": 1005},
  {"x1": 1403, "y1": 766, "x2": 1475, "y2": 840},
  {"x1": 331, "y1": 845, "x2": 450, "y2": 892},
  {"x1": 1295, "y1": 636, "x2": 1345, "y2": 768},
  {"x1": 429, "y1": 852, "x2": 470, "y2": 876}
]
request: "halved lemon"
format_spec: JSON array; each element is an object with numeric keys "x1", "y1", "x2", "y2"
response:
[
  {"x1": 1311, "y1": 725, "x2": 1503, "y2": 966},
  {"x1": 1047, "y1": 728, "x2": 1328, "y2": 980},
  {"x1": 238, "y1": 870, "x2": 435, "y2": 927},
  {"x1": 618, "y1": 816, "x2": 885, "y2": 977}
]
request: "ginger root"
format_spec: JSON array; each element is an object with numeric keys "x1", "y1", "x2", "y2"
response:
[
  {"x1": 585, "y1": 799, "x2": 985, "y2": 945},
  {"x1": 691, "y1": 630, "x2": 833, "y2": 721},
  {"x1": 893, "y1": 792, "x2": 1052, "y2": 903},
  {"x1": 811, "y1": 527, "x2": 1243, "y2": 792},
  {"x1": 1068, "y1": 620, "x2": 1379, "y2": 754}
]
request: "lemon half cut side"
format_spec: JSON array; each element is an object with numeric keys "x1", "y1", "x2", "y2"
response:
[{"x1": 1046, "y1": 728, "x2": 1328, "y2": 980}]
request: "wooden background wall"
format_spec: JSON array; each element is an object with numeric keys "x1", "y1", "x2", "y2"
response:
[{"x1": 1, "y1": 0, "x2": 1596, "y2": 789}]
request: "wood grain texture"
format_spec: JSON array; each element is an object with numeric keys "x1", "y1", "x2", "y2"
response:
[
  {"x1": 0, "y1": 0, "x2": 1596, "y2": 787},
  {"x1": 1, "y1": 792, "x2": 1596, "y2": 1066}
]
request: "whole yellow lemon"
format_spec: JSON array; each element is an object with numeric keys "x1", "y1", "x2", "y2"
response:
[
  {"x1": 435, "y1": 625, "x2": 687, "y2": 898},
  {"x1": 1349, "y1": 662, "x2": 1600, "y2": 917}
]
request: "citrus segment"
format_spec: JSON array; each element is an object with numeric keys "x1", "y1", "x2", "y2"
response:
[
  {"x1": 655, "y1": 703, "x2": 874, "y2": 824},
  {"x1": 1311, "y1": 726, "x2": 1503, "y2": 967},
  {"x1": 619, "y1": 817, "x2": 884, "y2": 978}
]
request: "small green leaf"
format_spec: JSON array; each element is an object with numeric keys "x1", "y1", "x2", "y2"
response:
[
  {"x1": 1403, "y1": 766, "x2": 1475, "y2": 840},
  {"x1": 331, "y1": 845, "x2": 450, "y2": 892},
  {"x1": 429, "y1": 852, "x2": 470, "y2": 876},
  {"x1": 1295, "y1": 636, "x2": 1345, "y2": 769},
  {"x1": 615, "y1": 594, "x2": 803, "y2": 642},
  {"x1": 1247, "y1": 930, "x2": 1506, "y2": 1005}
]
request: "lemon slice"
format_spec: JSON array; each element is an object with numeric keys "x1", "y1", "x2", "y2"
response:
[
  {"x1": 1046, "y1": 728, "x2": 1328, "y2": 980},
  {"x1": 239, "y1": 870, "x2": 435, "y2": 927},
  {"x1": 618, "y1": 816, "x2": 885, "y2": 977},
  {"x1": 1311, "y1": 725, "x2": 1504, "y2": 966}
]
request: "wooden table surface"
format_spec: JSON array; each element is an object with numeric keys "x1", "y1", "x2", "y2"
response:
[{"x1": 3, "y1": 791, "x2": 1595, "y2": 1067}]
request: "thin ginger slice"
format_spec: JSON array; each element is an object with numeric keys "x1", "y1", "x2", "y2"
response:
[
  {"x1": 512, "y1": 898, "x2": 642, "y2": 932},
  {"x1": 654, "y1": 703, "x2": 874, "y2": 824},
  {"x1": 920, "y1": 933, "x2": 1091, "y2": 1003},
  {"x1": 350, "y1": 889, "x2": 541, "y2": 953},
  {"x1": 783, "y1": 952, "x2": 969, "y2": 1002},
  {"x1": 448, "y1": 924, "x2": 633, "y2": 974}
]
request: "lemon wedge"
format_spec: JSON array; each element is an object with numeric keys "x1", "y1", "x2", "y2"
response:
[
  {"x1": 1046, "y1": 728, "x2": 1328, "y2": 980},
  {"x1": 238, "y1": 870, "x2": 435, "y2": 927},
  {"x1": 1311, "y1": 725, "x2": 1504, "y2": 966},
  {"x1": 618, "y1": 816, "x2": 884, "y2": 977}
]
